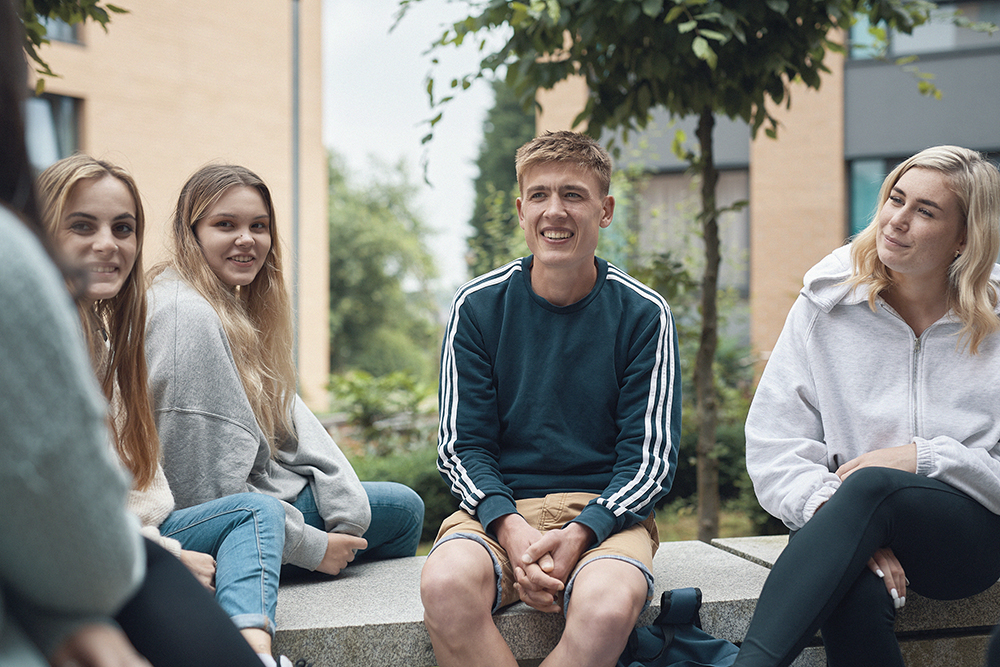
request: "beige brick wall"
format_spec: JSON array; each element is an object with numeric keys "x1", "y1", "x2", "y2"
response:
[
  {"x1": 32, "y1": 0, "x2": 330, "y2": 408},
  {"x1": 748, "y1": 48, "x2": 847, "y2": 367},
  {"x1": 536, "y1": 75, "x2": 589, "y2": 133}
]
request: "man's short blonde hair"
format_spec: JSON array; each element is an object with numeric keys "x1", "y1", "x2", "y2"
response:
[{"x1": 515, "y1": 130, "x2": 613, "y2": 198}]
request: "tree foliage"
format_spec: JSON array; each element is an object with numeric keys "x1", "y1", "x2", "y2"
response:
[
  {"x1": 467, "y1": 78, "x2": 535, "y2": 276},
  {"x1": 401, "y1": 0, "x2": 979, "y2": 541},
  {"x1": 17, "y1": 0, "x2": 127, "y2": 90},
  {"x1": 401, "y1": 0, "x2": 974, "y2": 142},
  {"x1": 327, "y1": 152, "x2": 440, "y2": 382}
]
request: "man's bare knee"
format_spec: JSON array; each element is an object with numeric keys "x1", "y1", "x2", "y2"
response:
[
  {"x1": 566, "y1": 559, "x2": 647, "y2": 631},
  {"x1": 421, "y1": 538, "x2": 497, "y2": 621}
]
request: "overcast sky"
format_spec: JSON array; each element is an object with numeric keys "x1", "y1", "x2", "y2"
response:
[{"x1": 322, "y1": 0, "x2": 499, "y2": 292}]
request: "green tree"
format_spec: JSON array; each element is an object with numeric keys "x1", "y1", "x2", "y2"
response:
[
  {"x1": 467, "y1": 78, "x2": 535, "y2": 276},
  {"x1": 400, "y1": 0, "x2": 991, "y2": 541},
  {"x1": 17, "y1": 0, "x2": 127, "y2": 90},
  {"x1": 327, "y1": 151, "x2": 440, "y2": 381}
]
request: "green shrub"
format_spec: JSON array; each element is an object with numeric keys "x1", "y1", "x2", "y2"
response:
[
  {"x1": 329, "y1": 370, "x2": 436, "y2": 457},
  {"x1": 347, "y1": 444, "x2": 457, "y2": 544}
]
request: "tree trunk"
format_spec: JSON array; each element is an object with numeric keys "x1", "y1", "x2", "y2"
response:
[{"x1": 694, "y1": 107, "x2": 720, "y2": 543}]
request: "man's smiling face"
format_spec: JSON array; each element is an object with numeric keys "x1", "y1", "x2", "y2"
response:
[{"x1": 516, "y1": 161, "x2": 613, "y2": 282}]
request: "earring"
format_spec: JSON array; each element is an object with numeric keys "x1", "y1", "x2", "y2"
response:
[{"x1": 955, "y1": 249, "x2": 962, "y2": 258}]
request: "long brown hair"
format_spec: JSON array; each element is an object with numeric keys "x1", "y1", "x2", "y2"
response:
[
  {"x1": 37, "y1": 154, "x2": 160, "y2": 489},
  {"x1": 151, "y1": 164, "x2": 296, "y2": 454}
]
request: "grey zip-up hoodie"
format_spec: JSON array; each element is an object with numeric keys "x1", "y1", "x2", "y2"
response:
[
  {"x1": 746, "y1": 244, "x2": 1000, "y2": 530},
  {"x1": 146, "y1": 272, "x2": 370, "y2": 570}
]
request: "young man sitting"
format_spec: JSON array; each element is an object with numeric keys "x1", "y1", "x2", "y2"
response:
[{"x1": 421, "y1": 130, "x2": 682, "y2": 667}]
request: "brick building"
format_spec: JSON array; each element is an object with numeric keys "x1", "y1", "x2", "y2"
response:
[{"x1": 28, "y1": 0, "x2": 330, "y2": 406}]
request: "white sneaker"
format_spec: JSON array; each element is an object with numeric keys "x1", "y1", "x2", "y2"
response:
[{"x1": 258, "y1": 655, "x2": 297, "y2": 667}]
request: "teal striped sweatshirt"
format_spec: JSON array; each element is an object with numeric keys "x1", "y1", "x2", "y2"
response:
[{"x1": 437, "y1": 256, "x2": 681, "y2": 545}]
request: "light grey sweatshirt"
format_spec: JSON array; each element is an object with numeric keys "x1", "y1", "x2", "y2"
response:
[
  {"x1": 0, "y1": 207, "x2": 144, "y2": 662},
  {"x1": 746, "y1": 244, "x2": 1000, "y2": 530},
  {"x1": 145, "y1": 272, "x2": 370, "y2": 570}
]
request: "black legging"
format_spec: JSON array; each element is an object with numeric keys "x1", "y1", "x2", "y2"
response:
[
  {"x1": 115, "y1": 538, "x2": 263, "y2": 666},
  {"x1": 733, "y1": 467, "x2": 1000, "y2": 667}
]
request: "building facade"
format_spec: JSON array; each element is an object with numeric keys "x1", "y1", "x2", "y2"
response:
[{"x1": 28, "y1": 0, "x2": 331, "y2": 407}]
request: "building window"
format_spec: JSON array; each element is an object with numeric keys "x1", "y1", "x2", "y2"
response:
[
  {"x1": 635, "y1": 169, "x2": 750, "y2": 296},
  {"x1": 849, "y1": 159, "x2": 888, "y2": 235},
  {"x1": 850, "y1": 1, "x2": 1000, "y2": 59},
  {"x1": 25, "y1": 94, "x2": 80, "y2": 172},
  {"x1": 849, "y1": 13, "x2": 880, "y2": 59},
  {"x1": 39, "y1": 16, "x2": 79, "y2": 44}
]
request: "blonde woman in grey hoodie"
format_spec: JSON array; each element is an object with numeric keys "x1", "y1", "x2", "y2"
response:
[{"x1": 735, "y1": 146, "x2": 1000, "y2": 667}]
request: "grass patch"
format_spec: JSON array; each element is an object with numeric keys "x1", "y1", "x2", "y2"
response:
[{"x1": 654, "y1": 500, "x2": 757, "y2": 542}]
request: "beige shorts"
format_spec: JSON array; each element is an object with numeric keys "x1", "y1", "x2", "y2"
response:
[{"x1": 431, "y1": 492, "x2": 659, "y2": 612}]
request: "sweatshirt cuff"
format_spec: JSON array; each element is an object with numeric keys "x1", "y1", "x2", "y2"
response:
[
  {"x1": 802, "y1": 482, "x2": 839, "y2": 526},
  {"x1": 288, "y1": 524, "x2": 330, "y2": 571},
  {"x1": 477, "y1": 495, "x2": 518, "y2": 538},
  {"x1": 139, "y1": 526, "x2": 183, "y2": 559},
  {"x1": 13, "y1": 595, "x2": 119, "y2": 659},
  {"x1": 570, "y1": 503, "x2": 616, "y2": 546},
  {"x1": 913, "y1": 436, "x2": 935, "y2": 476}
]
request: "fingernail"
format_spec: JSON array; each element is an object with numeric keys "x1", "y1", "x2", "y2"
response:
[
  {"x1": 876, "y1": 569, "x2": 885, "y2": 578},
  {"x1": 899, "y1": 596, "x2": 906, "y2": 608},
  {"x1": 891, "y1": 588, "x2": 900, "y2": 609}
]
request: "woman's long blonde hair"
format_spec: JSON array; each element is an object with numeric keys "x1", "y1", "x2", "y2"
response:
[
  {"x1": 37, "y1": 154, "x2": 159, "y2": 489},
  {"x1": 152, "y1": 164, "x2": 296, "y2": 454},
  {"x1": 848, "y1": 145, "x2": 1000, "y2": 354}
]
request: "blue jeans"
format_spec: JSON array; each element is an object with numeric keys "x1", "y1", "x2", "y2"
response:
[
  {"x1": 158, "y1": 492, "x2": 285, "y2": 636},
  {"x1": 291, "y1": 481, "x2": 423, "y2": 563}
]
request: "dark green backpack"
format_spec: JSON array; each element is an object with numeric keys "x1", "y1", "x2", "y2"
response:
[{"x1": 617, "y1": 588, "x2": 739, "y2": 667}]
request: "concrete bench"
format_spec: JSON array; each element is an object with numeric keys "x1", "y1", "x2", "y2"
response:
[{"x1": 273, "y1": 536, "x2": 999, "y2": 667}]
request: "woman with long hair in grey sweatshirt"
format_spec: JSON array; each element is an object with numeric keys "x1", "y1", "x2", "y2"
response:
[
  {"x1": 734, "y1": 145, "x2": 1000, "y2": 667},
  {"x1": 145, "y1": 165, "x2": 424, "y2": 594}
]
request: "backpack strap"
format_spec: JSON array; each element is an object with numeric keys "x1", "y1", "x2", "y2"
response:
[{"x1": 655, "y1": 587, "x2": 703, "y2": 628}]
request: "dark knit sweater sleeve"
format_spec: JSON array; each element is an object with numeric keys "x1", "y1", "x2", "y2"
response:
[
  {"x1": 572, "y1": 277, "x2": 681, "y2": 543},
  {"x1": 437, "y1": 264, "x2": 520, "y2": 533}
]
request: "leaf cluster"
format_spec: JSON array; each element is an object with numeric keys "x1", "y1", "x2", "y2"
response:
[
  {"x1": 328, "y1": 369, "x2": 436, "y2": 455},
  {"x1": 17, "y1": 0, "x2": 128, "y2": 90},
  {"x1": 467, "y1": 182, "x2": 529, "y2": 275},
  {"x1": 467, "y1": 78, "x2": 535, "y2": 276},
  {"x1": 403, "y1": 0, "x2": 939, "y2": 142}
]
